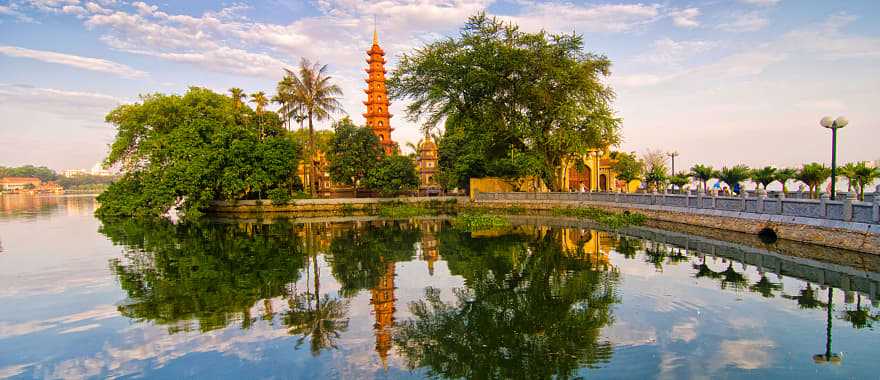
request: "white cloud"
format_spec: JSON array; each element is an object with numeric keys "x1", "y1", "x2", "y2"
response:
[
  {"x1": 507, "y1": 3, "x2": 661, "y2": 33},
  {"x1": 634, "y1": 38, "x2": 716, "y2": 66},
  {"x1": 61, "y1": 4, "x2": 87, "y2": 17},
  {"x1": 670, "y1": 8, "x2": 700, "y2": 29},
  {"x1": 739, "y1": 0, "x2": 780, "y2": 6},
  {"x1": 0, "y1": 45, "x2": 147, "y2": 78},
  {"x1": 0, "y1": 84, "x2": 122, "y2": 121},
  {"x1": 0, "y1": 4, "x2": 36, "y2": 22},
  {"x1": 83, "y1": 2, "x2": 110, "y2": 15},
  {"x1": 717, "y1": 12, "x2": 769, "y2": 32}
]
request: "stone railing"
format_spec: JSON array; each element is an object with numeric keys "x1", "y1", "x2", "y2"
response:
[{"x1": 474, "y1": 185, "x2": 880, "y2": 226}]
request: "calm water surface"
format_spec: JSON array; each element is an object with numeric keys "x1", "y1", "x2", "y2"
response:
[{"x1": 1, "y1": 195, "x2": 879, "y2": 379}]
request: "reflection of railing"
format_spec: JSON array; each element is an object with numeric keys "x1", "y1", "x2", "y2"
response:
[
  {"x1": 510, "y1": 215, "x2": 880, "y2": 304},
  {"x1": 475, "y1": 188, "x2": 880, "y2": 225}
]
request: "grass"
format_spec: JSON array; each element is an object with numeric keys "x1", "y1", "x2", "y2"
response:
[
  {"x1": 376, "y1": 202, "x2": 436, "y2": 218},
  {"x1": 451, "y1": 212, "x2": 511, "y2": 231},
  {"x1": 550, "y1": 206, "x2": 646, "y2": 229}
]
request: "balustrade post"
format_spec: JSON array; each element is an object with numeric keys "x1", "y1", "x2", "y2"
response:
[
  {"x1": 740, "y1": 188, "x2": 748, "y2": 211},
  {"x1": 820, "y1": 193, "x2": 829, "y2": 218},
  {"x1": 777, "y1": 191, "x2": 785, "y2": 214},
  {"x1": 873, "y1": 185, "x2": 880, "y2": 223},
  {"x1": 843, "y1": 192, "x2": 856, "y2": 222},
  {"x1": 711, "y1": 191, "x2": 717, "y2": 209},
  {"x1": 697, "y1": 190, "x2": 704, "y2": 209},
  {"x1": 756, "y1": 188, "x2": 767, "y2": 213}
]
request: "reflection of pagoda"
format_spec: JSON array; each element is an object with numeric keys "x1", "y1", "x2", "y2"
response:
[
  {"x1": 364, "y1": 27, "x2": 397, "y2": 155},
  {"x1": 420, "y1": 220, "x2": 441, "y2": 275},
  {"x1": 370, "y1": 259, "x2": 397, "y2": 369}
]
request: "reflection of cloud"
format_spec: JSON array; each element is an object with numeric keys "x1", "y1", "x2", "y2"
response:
[
  {"x1": 714, "y1": 339, "x2": 775, "y2": 370},
  {"x1": 0, "y1": 363, "x2": 34, "y2": 379},
  {"x1": 59, "y1": 323, "x2": 102, "y2": 334},
  {"x1": 603, "y1": 321, "x2": 656, "y2": 347},
  {"x1": 0, "y1": 305, "x2": 117, "y2": 339},
  {"x1": 670, "y1": 318, "x2": 698, "y2": 343}
]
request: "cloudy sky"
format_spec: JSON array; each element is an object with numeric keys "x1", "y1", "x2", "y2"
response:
[{"x1": 0, "y1": 0, "x2": 878, "y2": 172}]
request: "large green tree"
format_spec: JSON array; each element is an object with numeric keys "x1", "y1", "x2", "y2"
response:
[
  {"x1": 326, "y1": 117, "x2": 383, "y2": 192},
  {"x1": 363, "y1": 155, "x2": 420, "y2": 196},
  {"x1": 96, "y1": 87, "x2": 301, "y2": 218},
  {"x1": 389, "y1": 13, "x2": 621, "y2": 191}
]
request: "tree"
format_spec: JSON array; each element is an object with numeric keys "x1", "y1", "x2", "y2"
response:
[
  {"x1": 326, "y1": 117, "x2": 383, "y2": 192},
  {"x1": 796, "y1": 163, "x2": 831, "y2": 199},
  {"x1": 775, "y1": 168, "x2": 797, "y2": 195},
  {"x1": 273, "y1": 74, "x2": 300, "y2": 131},
  {"x1": 852, "y1": 161, "x2": 880, "y2": 201},
  {"x1": 389, "y1": 13, "x2": 621, "y2": 191},
  {"x1": 717, "y1": 165, "x2": 751, "y2": 194},
  {"x1": 97, "y1": 87, "x2": 300, "y2": 218},
  {"x1": 838, "y1": 162, "x2": 859, "y2": 193},
  {"x1": 229, "y1": 87, "x2": 245, "y2": 109},
  {"x1": 690, "y1": 164, "x2": 716, "y2": 194},
  {"x1": 250, "y1": 91, "x2": 269, "y2": 140},
  {"x1": 285, "y1": 58, "x2": 344, "y2": 196},
  {"x1": 611, "y1": 152, "x2": 643, "y2": 193},
  {"x1": 363, "y1": 155, "x2": 419, "y2": 196},
  {"x1": 641, "y1": 150, "x2": 667, "y2": 191},
  {"x1": 750, "y1": 166, "x2": 777, "y2": 190},
  {"x1": 644, "y1": 166, "x2": 667, "y2": 192},
  {"x1": 0, "y1": 165, "x2": 58, "y2": 182},
  {"x1": 668, "y1": 172, "x2": 690, "y2": 192}
]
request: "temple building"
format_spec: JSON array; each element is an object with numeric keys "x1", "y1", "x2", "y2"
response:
[
  {"x1": 364, "y1": 28, "x2": 398, "y2": 156},
  {"x1": 415, "y1": 134, "x2": 440, "y2": 194},
  {"x1": 563, "y1": 150, "x2": 637, "y2": 192}
]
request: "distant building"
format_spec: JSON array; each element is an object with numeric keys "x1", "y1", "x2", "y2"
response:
[
  {"x1": 61, "y1": 163, "x2": 115, "y2": 177},
  {"x1": 0, "y1": 177, "x2": 42, "y2": 191},
  {"x1": 564, "y1": 150, "x2": 636, "y2": 192}
]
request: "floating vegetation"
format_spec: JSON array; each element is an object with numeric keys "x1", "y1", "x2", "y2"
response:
[
  {"x1": 550, "y1": 207, "x2": 646, "y2": 228},
  {"x1": 451, "y1": 212, "x2": 511, "y2": 231}
]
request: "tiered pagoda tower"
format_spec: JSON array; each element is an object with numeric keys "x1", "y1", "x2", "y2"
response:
[{"x1": 364, "y1": 28, "x2": 396, "y2": 156}]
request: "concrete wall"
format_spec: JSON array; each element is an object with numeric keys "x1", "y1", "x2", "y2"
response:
[{"x1": 473, "y1": 190, "x2": 880, "y2": 255}]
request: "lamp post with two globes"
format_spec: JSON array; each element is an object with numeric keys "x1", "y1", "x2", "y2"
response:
[{"x1": 820, "y1": 116, "x2": 848, "y2": 200}]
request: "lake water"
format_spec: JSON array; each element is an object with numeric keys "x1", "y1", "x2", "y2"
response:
[{"x1": 1, "y1": 195, "x2": 879, "y2": 379}]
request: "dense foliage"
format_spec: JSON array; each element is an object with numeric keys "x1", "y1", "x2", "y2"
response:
[
  {"x1": 0, "y1": 165, "x2": 57, "y2": 181},
  {"x1": 362, "y1": 154, "x2": 420, "y2": 196},
  {"x1": 610, "y1": 152, "x2": 643, "y2": 192},
  {"x1": 96, "y1": 87, "x2": 302, "y2": 218},
  {"x1": 326, "y1": 117, "x2": 383, "y2": 190},
  {"x1": 389, "y1": 13, "x2": 621, "y2": 191}
]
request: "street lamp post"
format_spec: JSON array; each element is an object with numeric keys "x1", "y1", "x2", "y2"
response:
[
  {"x1": 668, "y1": 151, "x2": 679, "y2": 191},
  {"x1": 820, "y1": 116, "x2": 848, "y2": 200}
]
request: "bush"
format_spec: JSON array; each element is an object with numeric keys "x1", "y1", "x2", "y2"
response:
[{"x1": 267, "y1": 188, "x2": 292, "y2": 205}]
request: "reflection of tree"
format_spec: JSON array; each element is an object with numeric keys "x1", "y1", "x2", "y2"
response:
[
  {"x1": 719, "y1": 263, "x2": 749, "y2": 291},
  {"x1": 284, "y1": 293, "x2": 350, "y2": 356},
  {"x1": 615, "y1": 235, "x2": 641, "y2": 259},
  {"x1": 325, "y1": 221, "x2": 419, "y2": 297},
  {"x1": 642, "y1": 243, "x2": 689, "y2": 271},
  {"x1": 783, "y1": 283, "x2": 826, "y2": 310},
  {"x1": 101, "y1": 218, "x2": 305, "y2": 332},
  {"x1": 693, "y1": 256, "x2": 723, "y2": 280},
  {"x1": 839, "y1": 293, "x2": 878, "y2": 330},
  {"x1": 395, "y1": 228, "x2": 620, "y2": 379},
  {"x1": 749, "y1": 274, "x2": 783, "y2": 298}
]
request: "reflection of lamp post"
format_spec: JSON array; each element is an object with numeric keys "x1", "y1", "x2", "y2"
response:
[
  {"x1": 820, "y1": 116, "x2": 848, "y2": 200},
  {"x1": 813, "y1": 287, "x2": 842, "y2": 365}
]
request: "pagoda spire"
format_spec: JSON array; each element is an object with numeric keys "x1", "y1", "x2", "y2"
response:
[{"x1": 364, "y1": 25, "x2": 396, "y2": 155}]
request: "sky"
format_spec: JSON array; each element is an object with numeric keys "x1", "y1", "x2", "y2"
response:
[{"x1": 0, "y1": 0, "x2": 878, "y2": 172}]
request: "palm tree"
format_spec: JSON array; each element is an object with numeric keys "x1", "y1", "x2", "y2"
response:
[
  {"x1": 229, "y1": 87, "x2": 246, "y2": 109},
  {"x1": 250, "y1": 91, "x2": 269, "y2": 140},
  {"x1": 796, "y1": 163, "x2": 831, "y2": 199},
  {"x1": 852, "y1": 162, "x2": 880, "y2": 201},
  {"x1": 285, "y1": 58, "x2": 344, "y2": 196},
  {"x1": 274, "y1": 74, "x2": 303, "y2": 132},
  {"x1": 750, "y1": 166, "x2": 777, "y2": 190},
  {"x1": 668, "y1": 172, "x2": 689, "y2": 193},
  {"x1": 838, "y1": 162, "x2": 859, "y2": 193},
  {"x1": 749, "y1": 273, "x2": 783, "y2": 298},
  {"x1": 690, "y1": 164, "x2": 716, "y2": 194},
  {"x1": 775, "y1": 168, "x2": 797, "y2": 195},
  {"x1": 717, "y1": 165, "x2": 750, "y2": 195}
]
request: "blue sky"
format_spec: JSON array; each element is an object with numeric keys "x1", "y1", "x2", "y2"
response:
[{"x1": 1, "y1": 0, "x2": 878, "y2": 171}]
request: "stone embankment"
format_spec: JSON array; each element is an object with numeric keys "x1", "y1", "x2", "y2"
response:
[
  {"x1": 474, "y1": 189, "x2": 880, "y2": 255},
  {"x1": 210, "y1": 196, "x2": 467, "y2": 217}
]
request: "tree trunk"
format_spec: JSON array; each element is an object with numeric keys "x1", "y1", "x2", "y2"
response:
[{"x1": 308, "y1": 113, "x2": 316, "y2": 197}]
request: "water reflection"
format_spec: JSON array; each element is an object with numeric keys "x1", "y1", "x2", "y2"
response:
[{"x1": 3, "y1": 196, "x2": 880, "y2": 378}]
